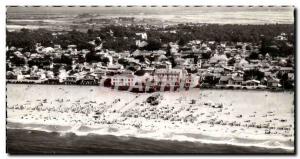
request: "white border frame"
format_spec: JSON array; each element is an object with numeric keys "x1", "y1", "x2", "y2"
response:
[{"x1": 1, "y1": 0, "x2": 298, "y2": 159}]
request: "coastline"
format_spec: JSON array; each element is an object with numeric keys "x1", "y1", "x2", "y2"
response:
[
  {"x1": 6, "y1": 121, "x2": 295, "y2": 153},
  {"x1": 6, "y1": 84, "x2": 295, "y2": 153},
  {"x1": 7, "y1": 128, "x2": 294, "y2": 154}
]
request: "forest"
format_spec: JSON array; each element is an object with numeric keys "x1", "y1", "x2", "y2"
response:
[{"x1": 6, "y1": 23, "x2": 294, "y2": 57}]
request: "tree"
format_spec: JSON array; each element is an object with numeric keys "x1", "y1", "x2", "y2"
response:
[
  {"x1": 135, "y1": 69, "x2": 146, "y2": 76},
  {"x1": 169, "y1": 57, "x2": 177, "y2": 68},
  {"x1": 134, "y1": 55, "x2": 145, "y2": 63},
  {"x1": 118, "y1": 58, "x2": 129, "y2": 67},
  {"x1": 278, "y1": 72, "x2": 293, "y2": 89},
  {"x1": 11, "y1": 56, "x2": 26, "y2": 66},
  {"x1": 202, "y1": 52, "x2": 211, "y2": 59},
  {"x1": 249, "y1": 52, "x2": 259, "y2": 59},
  {"x1": 243, "y1": 69, "x2": 264, "y2": 81},
  {"x1": 87, "y1": 29, "x2": 94, "y2": 35},
  {"x1": 227, "y1": 58, "x2": 236, "y2": 66},
  {"x1": 166, "y1": 44, "x2": 171, "y2": 57},
  {"x1": 178, "y1": 37, "x2": 187, "y2": 46},
  {"x1": 102, "y1": 57, "x2": 110, "y2": 66},
  {"x1": 61, "y1": 54, "x2": 72, "y2": 65},
  {"x1": 128, "y1": 66, "x2": 137, "y2": 72},
  {"x1": 103, "y1": 78, "x2": 112, "y2": 87},
  {"x1": 144, "y1": 38, "x2": 161, "y2": 51},
  {"x1": 95, "y1": 37, "x2": 102, "y2": 46}
]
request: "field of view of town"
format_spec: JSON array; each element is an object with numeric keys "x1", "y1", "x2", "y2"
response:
[
  {"x1": 6, "y1": 7, "x2": 295, "y2": 90},
  {"x1": 6, "y1": 6, "x2": 295, "y2": 154}
]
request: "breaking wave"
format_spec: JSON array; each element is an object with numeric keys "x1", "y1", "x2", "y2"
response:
[{"x1": 6, "y1": 121, "x2": 294, "y2": 152}]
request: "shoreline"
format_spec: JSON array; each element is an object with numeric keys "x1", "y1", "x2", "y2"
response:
[
  {"x1": 6, "y1": 84, "x2": 295, "y2": 153},
  {"x1": 6, "y1": 121, "x2": 295, "y2": 152},
  {"x1": 7, "y1": 128, "x2": 294, "y2": 154}
]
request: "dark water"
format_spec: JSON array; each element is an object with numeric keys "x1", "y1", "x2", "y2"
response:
[{"x1": 7, "y1": 129, "x2": 293, "y2": 154}]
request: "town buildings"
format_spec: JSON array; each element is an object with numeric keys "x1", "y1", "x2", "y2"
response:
[{"x1": 6, "y1": 31, "x2": 294, "y2": 91}]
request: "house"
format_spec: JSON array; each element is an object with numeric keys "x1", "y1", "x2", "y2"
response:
[
  {"x1": 121, "y1": 70, "x2": 134, "y2": 75},
  {"x1": 288, "y1": 73, "x2": 294, "y2": 81},
  {"x1": 201, "y1": 62, "x2": 211, "y2": 69},
  {"x1": 154, "y1": 61, "x2": 172, "y2": 69},
  {"x1": 67, "y1": 45, "x2": 77, "y2": 55},
  {"x1": 242, "y1": 80, "x2": 260, "y2": 87},
  {"x1": 82, "y1": 64, "x2": 94, "y2": 72},
  {"x1": 54, "y1": 44, "x2": 61, "y2": 50},
  {"x1": 95, "y1": 43, "x2": 103, "y2": 51},
  {"x1": 119, "y1": 51, "x2": 131, "y2": 58},
  {"x1": 181, "y1": 50, "x2": 194, "y2": 56},
  {"x1": 213, "y1": 67, "x2": 225, "y2": 74},
  {"x1": 152, "y1": 50, "x2": 166, "y2": 56},
  {"x1": 94, "y1": 68, "x2": 107, "y2": 78},
  {"x1": 197, "y1": 68, "x2": 207, "y2": 75},
  {"x1": 209, "y1": 54, "x2": 228, "y2": 66},
  {"x1": 264, "y1": 71, "x2": 272, "y2": 77},
  {"x1": 6, "y1": 71, "x2": 17, "y2": 80},
  {"x1": 156, "y1": 54, "x2": 168, "y2": 62},
  {"x1": 65, "y1": 75, "x2": 79, "y2": 84},
  {"x1": 228, "y1": 76, "x2": 243, "y2": 86},
  {"x1": 219, "y1": 75, "x2": 231, "y2": 85},
  {"x1": 267, "y1": 78, "x2": 281, "y2": 88},
  {"x1": 274, "y1": 33, "x2": 288, "y2": 41},
  {"x1": 222, "y1": 66, "x2": 233, "y2": 74},
  {"x1": 44, "y1": 78, "x2": 60, "y2": 84},
  {"x1": 171, "y1": 53, "x2": 181, "y2": 59},
  {"x1": 135, "y1": 32, "x2": 148, "y2": 40},
  {"x1": 58, "y1": 69, "x2": 68, "y2": 83},
  {"x1": 279, "y1": 67, "x2": 294, "y2": 74},
  {"x1": 169, "y1": 42, "x2": 179, "y2": 54},
  {"x1": 184, "y1": 58, "x2": 195, "y2": 66},
  {"x1": 154, "y1": 68, "x2": 187, "y2": 86},
  {"x1": 136, "y1": 40, "x2": 148, "y2": 48},
  {"x1": 232, "y1": 70, "x2": 244, "y2": 77},
  {"x1": 287, "y1": 73, "x2": 295, "y2": 88},
  {"x1": 200, "y1": 71, "x2": 214, "y2": 81},
  {"x1": 174, "y1": 57, "x2": 186, "y2": 67},
  {"x1": 78, "y1": 73, "x2": 99, "y2": 85},
  {"x1": 196, "y1": 59, "x2": 202, "y2": 68},
  {"x1": 83, "y1": 73, "x2": 98, "y2": 80},
  {"x1": 143, "y1": 67, "x2": 155, "y2": 74},
  {"x1": 107, "y1": 63, "x2": 124, "y2": 70}
]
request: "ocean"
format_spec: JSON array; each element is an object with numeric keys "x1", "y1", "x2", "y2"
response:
[{"x1": 6, "y1": 129, "x2": 293, "y2": 154}]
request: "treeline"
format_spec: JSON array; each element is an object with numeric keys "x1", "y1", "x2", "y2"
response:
[
  {"x1": 164, "y1": 24, "x2": 294, "y2": 44},
  {"x1": 7, "y1": 23, "x2": 294, "y2": 54}
]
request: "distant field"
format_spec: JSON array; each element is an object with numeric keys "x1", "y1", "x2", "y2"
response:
[{"x1": 6, "y1": 6, "x2": 294, "y2": 32}]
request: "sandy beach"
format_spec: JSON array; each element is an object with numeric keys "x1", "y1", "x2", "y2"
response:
[{"x1": 6, "y1": 84, "x2": 294, "y2": 152}]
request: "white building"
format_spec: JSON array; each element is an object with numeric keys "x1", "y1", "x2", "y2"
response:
[
  {"x1": 111, "y1": 74, "x2": 135, "y2": 87},
  {"x1": 135, "y1": 32, "x2": 148, "y2": 40},
  {"x1": 154, "y1": 69, "x2": 186, "y2": 85}
]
